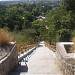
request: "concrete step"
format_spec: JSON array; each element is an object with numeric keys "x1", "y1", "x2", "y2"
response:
[{"x1": 10, "y1": 72, "x2": 63, "y2": 75}]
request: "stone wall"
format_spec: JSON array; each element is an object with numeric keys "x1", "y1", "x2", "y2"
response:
[
  {"x1": 56, "y1": 58, "x2": 74, "y2": 75},
  {"x1": 0, "y1": 43, "x2": 18, "y2": 75},
  {"x1": 56, "y1": 42, "x2": 75, "y2": 75}
]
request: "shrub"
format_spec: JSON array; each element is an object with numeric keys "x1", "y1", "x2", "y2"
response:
[
  {"x1": 0, "y1": 29, "x2": 13, "y2": 46},
  {"x1": 71, "y1": 37, "x2": 75, "y2": 53}
]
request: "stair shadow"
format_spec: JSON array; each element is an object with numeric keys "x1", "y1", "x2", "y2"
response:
[
  {"x1": 15, "y1": 64, "x2": 28, "y2": 72},
  {"x1": 9, "y1": 63, "x2": 28, "y2": 75}
]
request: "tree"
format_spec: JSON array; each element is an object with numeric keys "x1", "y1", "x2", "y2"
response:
[
  {"x1": 64, "y1": 0, "x2": 75, "y2": 13},
  {"x1": 45, "y1": 0, "x2": 75, "y2": 42}
]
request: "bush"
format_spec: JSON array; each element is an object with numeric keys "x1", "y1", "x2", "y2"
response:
[
  {"x1": 0, "y1": 29, "x2": 13, "y2": 46},
  {"x1": 71, "y1": 37, "x2": 75, "y2": 53}
]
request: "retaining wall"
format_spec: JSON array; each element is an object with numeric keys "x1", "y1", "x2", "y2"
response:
[
  {"x1": 0, "y1": 43, "x2": 18, "y2": 75},
  {"x1": 56, "y1": 42, "x2": 75, "y2": 75}
]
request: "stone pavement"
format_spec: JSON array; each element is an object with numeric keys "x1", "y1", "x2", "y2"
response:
[{"x1": 9, "y1": 41, "x2": 63, "y2": 75}]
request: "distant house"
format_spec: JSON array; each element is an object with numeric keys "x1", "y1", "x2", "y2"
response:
[{"x1": 37, "y1": 16, "x2": 45, "y2": 21}]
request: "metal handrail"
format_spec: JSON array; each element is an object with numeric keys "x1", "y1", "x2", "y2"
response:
[{"x1": 18, "y1": 47, "x2": 36, "y2": 62}]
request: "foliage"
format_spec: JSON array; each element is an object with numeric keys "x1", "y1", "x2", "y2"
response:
[
  {"x1": 0, "y1": 3, "x2": 54, "y2": 46},
  {"x1": 70, "y1": 37, "x2": 75, "y2": 53},
  {"x1": 0, "y1": 3, "x2": 53, "y2": 31},
  {"x1": 44, "y1": 0, "x2": 75, "y2": 43},
  {"x1": 0, "y1": 0, "x2": 75, "y2": 46}
]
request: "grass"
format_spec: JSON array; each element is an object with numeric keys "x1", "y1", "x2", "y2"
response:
[
  {"x1": 45, "y1": 41, "x2": 56, "y2": 52},
  {"x1": 0, "y1": 29, "x2": 37, "y2": 54},
  {"x1": 0, "y1": 28, "x2": 13, "y2": 46},
  {"x1": 13, "y1": 32, "x2": 37, "y2": 55},
  {"x1": 18, "y1": 44, "x2": 37, "y2": 55},
  {"x1": 0, "y1": 28, "x2": 37, "y2": 55}
]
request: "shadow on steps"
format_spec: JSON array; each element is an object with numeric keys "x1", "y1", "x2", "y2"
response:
[{"x1": 9, "y1": 63, "x2": 28, "y2": 75}]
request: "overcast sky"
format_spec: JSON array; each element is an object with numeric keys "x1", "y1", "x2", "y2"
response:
[
  {"x1": 0, "y1": 0, "x2": 17, "y2": 1},
  {"x1": 0, "y1": 0, "x2": 12, "y2": 1}
]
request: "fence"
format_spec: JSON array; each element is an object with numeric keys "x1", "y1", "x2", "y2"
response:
[{"x1": 18, "y1": 47, "x2": 36, "y2": 62}]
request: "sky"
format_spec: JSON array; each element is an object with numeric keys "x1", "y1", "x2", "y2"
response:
[{"x1": 0, "y1": 0, "x2": 17, "y2": 1}]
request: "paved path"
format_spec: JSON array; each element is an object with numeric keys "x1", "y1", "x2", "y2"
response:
[{"x1": 9, "y1": 41, "x2": 63, "y2": 75}]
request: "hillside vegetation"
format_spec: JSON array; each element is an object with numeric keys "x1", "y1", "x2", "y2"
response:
[{"x1": 0, "y1": 0, "x2": 75, "y2": 52}]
